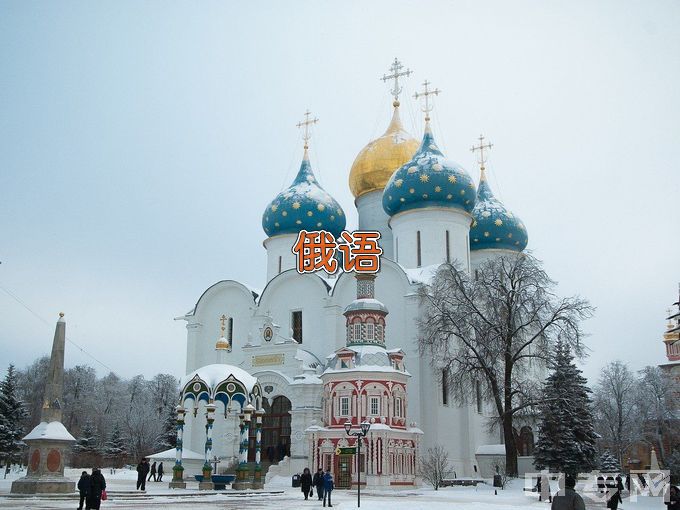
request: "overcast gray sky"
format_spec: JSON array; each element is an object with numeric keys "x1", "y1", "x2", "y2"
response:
[{"x1": 1, "y1": 0, "x2": 678, "y2": 384}]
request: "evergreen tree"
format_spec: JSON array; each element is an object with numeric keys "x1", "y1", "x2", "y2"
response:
[
  {"x1": 103, "y1": 423, "x2": 127, "y2": 467},
  {"x1": 599, "y1": 450, "x2": 622, "y2": 473},
  {"x1": 533, "y1": 341, "x2": 598, "y2": 476},
  {"x1": 73, "y1": 420, "x2": 100, "y2": 455},
  {"x1": 0, "y1": 364, "x2": 28, "y2": 466}
]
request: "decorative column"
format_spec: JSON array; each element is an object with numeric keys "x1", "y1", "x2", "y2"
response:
[
  {"x1": 199, "y1": 402, "x2": 216, "y2": 490},
  {"x1": 233, "y1": 411, "x2": 249, "y2": 490},
  {"x1": 252, "y1": 407, "x2": 265, "y2": 489},
  {"x1": 243, "y1": 404, "x2": 255, "y2": 487},
  {"x1": 169, "y1": 405, "x2": 187, "y2": 489}
]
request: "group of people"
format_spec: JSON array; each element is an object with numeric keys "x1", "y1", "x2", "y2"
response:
[
  {"x1": 546, "y1": 473, "x2": 680, "y2": 510},
  {"x1": 135, "y1": 458, "x2": 164, "y2": 490},
  {"x1": 77, "y1": 468, "x2": 107, "y2": 510},
  {"x1": 299, "y1": 467, "x2": 334, "y2": 507}
]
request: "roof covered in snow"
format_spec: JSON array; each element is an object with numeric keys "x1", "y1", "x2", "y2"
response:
[
  {"x1": 181, "y1": 363, "x2": 258, "y2": 392},
  {"x1": 24, "y1": 421, "x2": 76, "y2": 442},
  {"x1": 402, "y1": 264, "x2": 440, "y2": 286},
  {"x1": 149, "y1": 447, "x2": 204, "y2": 461},
  {"x1": 475, "y1": 444, "x2": 506, "y2": 455}
]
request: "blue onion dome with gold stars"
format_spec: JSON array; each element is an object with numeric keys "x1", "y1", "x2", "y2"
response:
[
  {"x1": 470, "y1": 168, "x2": 528, "y2": 251},
  {"x1": 382, "y1": 123, "x2": 477, "y2": 217},
  {"x1": 262, "y1": 150, "x2": 346, "y2": 238}
]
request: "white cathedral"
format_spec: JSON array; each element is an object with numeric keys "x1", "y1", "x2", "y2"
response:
[{"x1": 172, "y1": 60, "x2": 535, "y2": 488}]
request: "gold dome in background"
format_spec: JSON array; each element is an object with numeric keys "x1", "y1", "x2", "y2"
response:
[
  {"x1": 348, "y1": 104, "x2": 419, "y2": 199},
  {"x1": 215, "y1": 337, "x2": 230, "y2": 351}
]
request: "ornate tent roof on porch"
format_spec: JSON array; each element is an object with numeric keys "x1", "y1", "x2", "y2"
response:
[{"x1": 180, "y1": 363, "x2": 261, "y2": 411}]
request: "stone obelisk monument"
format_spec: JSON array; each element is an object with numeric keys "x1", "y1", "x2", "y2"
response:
[{"x1": 11, "y1": 313, "x2": 76, "y2": 494}]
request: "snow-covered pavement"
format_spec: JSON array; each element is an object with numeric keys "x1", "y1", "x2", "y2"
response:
[{"x1": 0, "y1": 469, "x2": 671, "y2": 509}]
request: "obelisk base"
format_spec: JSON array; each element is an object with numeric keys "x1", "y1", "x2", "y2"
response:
[
  {"x1": 11, "y1": 478, "x2": 75, "y2": 494},
  {"x1": 10, "y1": 425, "x2": 76, "y2": 495}
]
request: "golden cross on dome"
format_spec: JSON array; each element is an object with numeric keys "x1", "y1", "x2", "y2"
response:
[
  {"x1": 219, "y1": 314, "x2": 228, "y2": 336},
  {"x1": 470, "y1": 134, "x2": 494, "y2": 170},
  {"x1": 296, "y1": 110, "x2": 318, "y2": 150},
  {"x1": 414, "y1": 80, "x2": 440, "y2": 121},
  {"x1": 381, "y1": 58, "x2": 412, "y2": 106}
]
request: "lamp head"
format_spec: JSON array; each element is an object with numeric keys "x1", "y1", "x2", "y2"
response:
[
  {"x1": 360, "y1": 421, "x2": 371, "y2": 436},
  {"x1": 344, "y1": 421, "x2": 352, "y2": 435}
]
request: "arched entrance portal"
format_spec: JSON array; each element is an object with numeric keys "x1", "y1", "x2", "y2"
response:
[{"x1": 249, "y1": 396, "x2": 291, "y2": 463}]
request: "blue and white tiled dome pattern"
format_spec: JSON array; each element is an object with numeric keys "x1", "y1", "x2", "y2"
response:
[
  {"x1": 262, "y1": 154, "x2": 346, "y2": 238},
  {"x1": 382, "y1": 128, "x2": 477, "y2": 217},
  {"x1": 470, "y1": 172, "x2": 528, "y2": 252}
]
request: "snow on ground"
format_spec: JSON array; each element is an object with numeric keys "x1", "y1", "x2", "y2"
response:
[{"x1": 0, "y1": 469, "x2": 671, "y2": 509}]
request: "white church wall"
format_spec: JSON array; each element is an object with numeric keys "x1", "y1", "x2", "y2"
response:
[
  {"x1": 264, "y1": 233, "x2": 298, "y2": 283},
  {"x1": 257, "y1": 271, "x2": 332, "y2": 358},
  {"x1": 389, "y1": 208, "x2": 471, "y2": 270},
  {"x1": 470, "y1": 248, "x2": 516, "y2": 271},
  {"x1": 186, "y1": 280, "x2": 257, "y2": 372},
  {"x1": 356, "y1": 190, "x2": 394, "y2": 259}
]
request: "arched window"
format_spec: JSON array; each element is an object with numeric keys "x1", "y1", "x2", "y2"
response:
[{"x1": 518, "y1": 426, "x2": 535, "y2": 456}]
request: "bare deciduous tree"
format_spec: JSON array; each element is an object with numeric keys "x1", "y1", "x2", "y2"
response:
[
  {"x1": 420, "y1": 445, "x2": 452, "y2": 490},
  {"x1": 592, "y1": 361, "x2": 638, "y2": 466},
  {"x1": 636, "y1": 366, "x2": 678, "y2": 465},
  {"x1": 418, "y1": 254, "x2": 593, "y2": 476}
]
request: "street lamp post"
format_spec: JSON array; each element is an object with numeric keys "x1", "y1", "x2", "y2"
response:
[{"x1": 344, "y1": 420, "x2": 371, "y2": 508}]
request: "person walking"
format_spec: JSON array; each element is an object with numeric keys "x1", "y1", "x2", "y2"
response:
[
  {"x1": 300, "y1": 467, "x2": 313, "y2": 500},
  {"x1": 136, "y1": 458, "x2": 150, "y2": 490},
  {"x1": 157, "y1": 462, "x2": 164, "y2": 482},
  {"x1": 85, "y1": 467, "x2": 106, "y2": 510},
  {"x1": 551, "y1": 475, "x2": 585, "y2": 510},
  {"x1": 606, "y1": 475, "x2": 622, "y2": 510},
  {"x1": 322, "y1": 469, "x2": 334, "y2": 508},
  {"x1": 313, "y1": 467, "x2": 325, "y2": 501},
  {"x1": 148, "y1": 461, "x2": 157, "y2": 482},
  {"x1": 77, "y1": 470, "x2": 90, "y2": 510}
]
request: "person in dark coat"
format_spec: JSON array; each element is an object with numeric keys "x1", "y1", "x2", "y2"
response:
[
  {"x1": 323, "y1": 469, "x2": 334, "y2": 507},
  {"x1": 136, "y1": 458, "x2": 150, "y2": 490},
  {"x1": 550, "y1": 475, "x2": 585, "y2": 510},
  {"x1": 313, "y1": 467, "x2": 325, "y2": 501},
  {"x1": 616, "y1": 475, "x2": 625, "y2": 497},
  {"x1": 85, "y1": 468, "x2": 106, "y2": 510},
  {"x1": 147, "y1": 461, "x2": 157, "y2": 482},
  {"x1": 77, "y1": 471, "x2": 90, "y2": 510},
  {"x1": 666, "y1": 485, "x2": 680, "y2": 510},
  {"x1": 157, "y1": 462, "x2": 164, "y2": 482},
  {"x1": 300, "y1": 467, "x2": 313, "y2": 500},
  {"x1": 606, "y1": 476, "x2": 621, "y2": 510}
]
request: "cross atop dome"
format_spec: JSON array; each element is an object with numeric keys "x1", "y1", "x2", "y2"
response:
[
  {"x1": 296, "y1": 109, "x2": 318, "y2": 150},
  {"x1": 381, "y1": 58, "x2": 412, "y2": 107},
  {"x1": 471, "y1": 134, "x2": 494, "y2": 173},
  {"x1": 414, "y1": 80, "x2": 440, "y2": 122}
]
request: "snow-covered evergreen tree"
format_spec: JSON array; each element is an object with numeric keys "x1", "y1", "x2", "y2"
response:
[
  {"x1": 103, "y1": 423, "x2": 127, "y2": 467},
  {"x1": 0, "y1": 364, "x2": 28, "y2": 466},
  {"x1": 533, "y1": 341, "x2": 598, "y2": 476},
  {"x1": 73, "y1": 420, "x2": 100, "y2": 454},
  {"x1": 599, "y1": 450, "x2": 622, "y2": 473}
]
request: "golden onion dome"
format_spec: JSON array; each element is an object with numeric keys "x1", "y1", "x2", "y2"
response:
[
  {"x1": 349, "y1": 104, "x2": 419, "y2": 199},
  {"x1": 215, "y1": 337, "x2": 230, "y2": 351}
]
